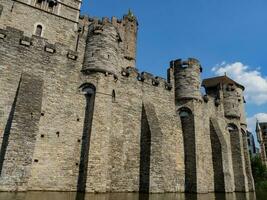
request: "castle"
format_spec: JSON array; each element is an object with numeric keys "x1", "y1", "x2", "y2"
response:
[{"x1": 0, "y1": 0, "x2": 255, "y2": 193}]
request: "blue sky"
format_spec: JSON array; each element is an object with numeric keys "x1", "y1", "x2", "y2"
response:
[{"x1": 81, "y1": 0, "x2": 267, "y2": 132}]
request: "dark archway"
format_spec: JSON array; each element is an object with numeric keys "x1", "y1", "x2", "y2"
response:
[
  {"x1": 139, "y1": 104, "x2": 151, "y2": 193},
  {"x1": 76, "y1": 83, "x2": 96, "y2": 196},
  {"x1": 179, "y1": 107, "x2": 197, "y2": 193},
  {"x1": 228, "y1": 123, "x2": 246, "y2": 191},
  {"x1": 35, "y1": 24, "x2": 43, "y2": 36},
  {"x1": 210, "y1": 120, "x2": 225, "y2": 192}
]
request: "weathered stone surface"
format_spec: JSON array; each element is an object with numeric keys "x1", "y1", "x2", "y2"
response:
[{"x1": 0, "y1": 0, "x2": 254, "y2": 194}]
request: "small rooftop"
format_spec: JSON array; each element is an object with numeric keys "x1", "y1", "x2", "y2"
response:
[{"x1": 202, "y1": 75, "x2": 245, "y2": 91}]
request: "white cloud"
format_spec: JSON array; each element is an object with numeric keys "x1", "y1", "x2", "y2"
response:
[
  {"x1": 212, "y1": 62, "x2": 267, "y2": 105},
  {"x1": 247, "y1": 113, "x2": 267, "y2": 133}
]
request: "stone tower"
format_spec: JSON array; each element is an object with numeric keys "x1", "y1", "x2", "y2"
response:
[
  {"x1": 82, "y1": 11, "x2": 138, "y2": 76},
  {"x1": 113, "y1": 10, "x2": 138, "y2": 68},
  {"x1": 120, "y1": 10, "x2": 138, "y2": 68},
  {"x1": 173, "y1": 58, "x2": 213, "y2": 193},
  {"x1": 82, "y1": 18, "x2": 122, "y2": 76},
  {"x1": 0, "y1": 0, "x2": 81, "y2": 48},
  {"x1": 222, "y1": 80, "x2": 242, "y2": 118},
  {"x1": 0, "y1": 0, "x2": 255, "y2": 193},
  {"x1": 173, "y1": 58, "x2": 202, "y2": 101}
]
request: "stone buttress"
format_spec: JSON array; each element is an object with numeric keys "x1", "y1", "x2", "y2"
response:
[{"x1": 0, "y1": 0, "x2": 255, "y2": 193}]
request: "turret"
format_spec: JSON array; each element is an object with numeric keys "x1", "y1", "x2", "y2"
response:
[
  {"x1": 112, "y1": 10, "x2": 138, "y2": 68},
  {"x1": 82, "y1": 11, "x2": 138, "y2": 75},
  {"x1": 173, "y1": 58, "x2": 202, "y2": 101},
  {"x1": 222, "y1": 80, "x2": 243, "y2": 119},
  {"x1": 82, "y1": 18, "x2": 121, "y2": 75},
  {"x1": 122, "y1": 10, "x2": 138, "y2": 67},
  {"x1": 202, "y1": 75, "x2": 245, "y2": 119}
]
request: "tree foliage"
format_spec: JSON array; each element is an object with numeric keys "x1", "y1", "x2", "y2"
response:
[{"x1": 251, "y1": 155, "x2": 267, "y2": 189}]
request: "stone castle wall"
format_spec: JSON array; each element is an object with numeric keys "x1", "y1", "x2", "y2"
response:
[
  {"x1": 0, "y1": 26, "x2": 86, "y2": 191},
  {"x1": 0, "y1": 25, "x2": 185, "y2": 192},
  {"x1": 0, "y1": 1, "x2": 255, "y2": 193},
  {"x1": 0, "y1": 0, "x2": 80, "y2": 49}
]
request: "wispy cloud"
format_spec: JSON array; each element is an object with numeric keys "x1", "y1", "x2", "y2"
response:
[
  {"x1": 247, "y1": 113, "x2": 267, "y2": 133},
  {"x1": 212, "y1": 62, "x2": 267, "y2": 105}
]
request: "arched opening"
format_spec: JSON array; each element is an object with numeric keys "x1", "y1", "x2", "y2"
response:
[
  {"x1": 228, "y1": 123, "x2": 246, "y2": 191},
  {"x1": 179, "y1": 107, "x2": 197, "y2": 192},
  {"x1": 76, "y1": 83, "x2": 96, "y2": 194},
  {"x1": 35, "y1": 24, "x2": 43, "y2": 37},
  {"x1": 210, "y1": 119, "x2": 225, "y2": 192}
]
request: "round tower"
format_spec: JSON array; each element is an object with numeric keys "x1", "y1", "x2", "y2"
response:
[
  {"x1": 173, "y1": 58, "x2": 202, "y2": 101},
  {"x1": 82, "y1": 18, "x2": 121, "y2": 75},
  {"x1": 222, "y1": 82, "x2": 242, "y2": 118}
]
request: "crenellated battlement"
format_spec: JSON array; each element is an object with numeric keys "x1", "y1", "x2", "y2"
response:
[
  {"x1": 120, "y1": 67, "x2": 172, "y2": 91},
  {"x1": 0, "y1": 4, "x2": 254, "y2": 194},
  {"x1": 172, "y1": 58, "x2": 202, "y2": 72},
  {"x1": 84, "y1": 14, "x2": 137, "y2": 29},
  {"x1": 0, "y1": 27, "x2": 79, "y2": 61}
]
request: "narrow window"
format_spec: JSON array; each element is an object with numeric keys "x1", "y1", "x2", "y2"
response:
[
  {"x1": 35, "y1": 25, "x2": 43, "y2": 37},
  {"x1": 112, "y1": 90, "x2": 116, "y2": 102},
  {"x1": 48, "y1": 0, "x2": 57, "y2": 12},
  {"x1": 36, "y1": 0, "x2": 42, "y2": 7}
]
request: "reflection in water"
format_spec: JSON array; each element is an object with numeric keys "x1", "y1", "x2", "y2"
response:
[{"x1": 0, "y1": 192, "x2": 260, "y2": 200}]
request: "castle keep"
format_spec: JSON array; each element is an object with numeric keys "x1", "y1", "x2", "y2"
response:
[{"x1": 0, "y1": 0, "x2": 255, "y2": 193}]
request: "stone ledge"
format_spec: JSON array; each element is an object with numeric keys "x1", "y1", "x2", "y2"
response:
[
  {"x1": 0, "y1": 27, "x2": 79, "y2": 62},
  {"x1": 20, "y1": 36, "x2": 32, "y2": 47},
  {"x1": 67, "y1": 51, "x2": 78, "y2": 60},
  {"x1": 44, "y1": 44, "x2": 56, "y2": 53}
]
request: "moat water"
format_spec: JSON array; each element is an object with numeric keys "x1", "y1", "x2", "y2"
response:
[{"x1": 0, "y1": 191, "x2": 266, "y2": 200}]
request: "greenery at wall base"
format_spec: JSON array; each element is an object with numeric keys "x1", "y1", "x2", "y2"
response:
[{"x1": 251, "y1": 155, "x2": 267, "y2": 190}]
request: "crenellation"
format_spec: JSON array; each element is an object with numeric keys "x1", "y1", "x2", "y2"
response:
[
  {"x1": 0, "y1": 26, "x2": 82, "y2": 64},
  {"x1": 0, "y1": 2, "x2": 255, "y2": 194}
]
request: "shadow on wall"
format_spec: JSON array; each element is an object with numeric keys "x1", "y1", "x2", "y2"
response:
[
  {"x1": 178, "y1": 107, "x2": 197, "y2": 193},
  {"x1": 0, "y1": 77, "x2": 21, "y2": 175},
  {"x1": 210, "y1": 120, "x2": 225, "y2": 192},
  {"x1": 139, "y1": 104, "x2": 151, "y2": 194},
  {"x1": 76, "y1": 83, "x2": 96, "y2": 200},
  {"x1": 228, "y1": 123, "x2": 246, "y2": 192}
]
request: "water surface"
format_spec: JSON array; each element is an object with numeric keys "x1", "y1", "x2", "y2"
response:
[{"x1": 0, "y1": 191, "x2": 264, "y2": 200}]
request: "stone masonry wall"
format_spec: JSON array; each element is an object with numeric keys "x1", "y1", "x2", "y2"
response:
[
  {"x1": 0, "y1": 26, "x2": 86, "y2": 191},
  {"x1": 0, "y1": 0, "x2": 79, "y2": 49},
  {"x1": 0, "y1": 5, "x2": 254, "y2": 193},
  {"x1": 79, "y1": 69, "x2": 185, "y2": 193},
  {"x1": 0, "y1": 24, "x2": 185, "y2": 192},
  {"x1": 0, "y1": 73, "x2": 43, "y2": 191}
]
